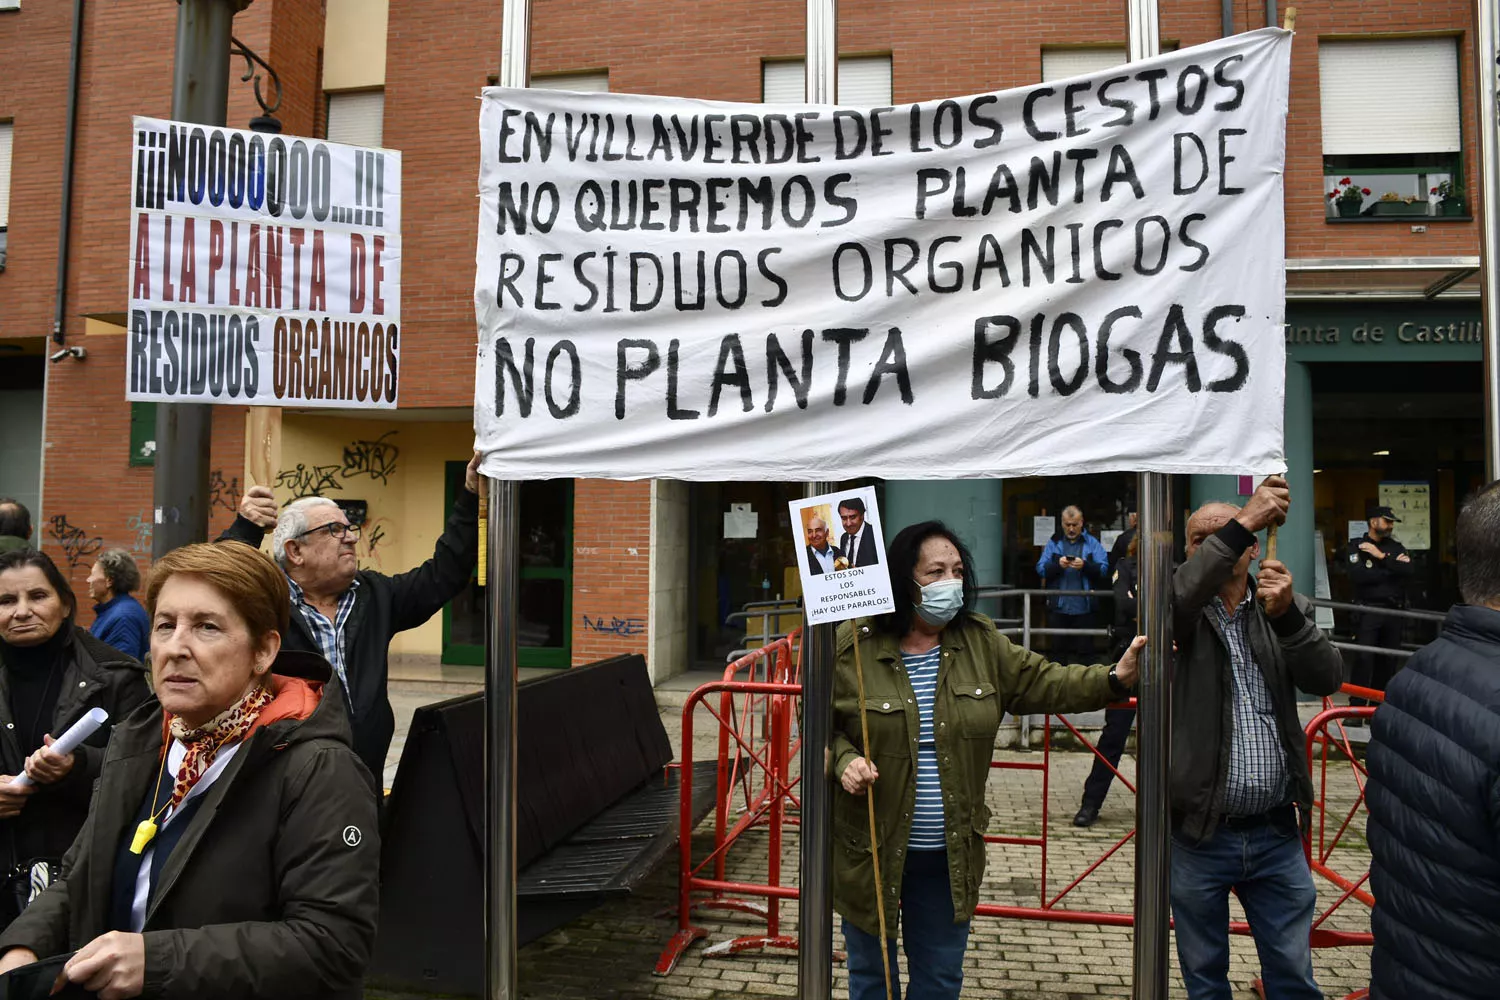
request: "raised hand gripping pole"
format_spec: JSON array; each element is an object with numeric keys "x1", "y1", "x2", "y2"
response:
[{"x1": 850, "y1": 631, "x2": 893, "y2": 1000}]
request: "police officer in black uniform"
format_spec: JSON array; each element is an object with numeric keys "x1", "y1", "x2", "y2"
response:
[{"x1": 1345, "y1": 505, "x2": 1413, "y2": 708}]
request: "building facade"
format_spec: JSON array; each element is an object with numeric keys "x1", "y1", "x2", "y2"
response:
[{"x1": 0, "y1": 0, "x2": 1487, "y2": 681}]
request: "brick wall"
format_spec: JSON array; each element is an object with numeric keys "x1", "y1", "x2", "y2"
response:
[
  {"x1": 570, "y1": 479, "x2": 652, "y2": 664},
  {"x1": 8, "y1": 0, "x2": 322, "y2": 614},
  {"x1": 6, "y1": 0, "x2": 1487, "y2": 647},
  {"x1": 0, "y1": 0, "x2": 73, "y2": 342}
]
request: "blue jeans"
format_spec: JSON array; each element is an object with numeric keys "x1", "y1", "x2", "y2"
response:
[
  {"x1": 1170, "y1": 815, "x2": 1321, "y2": 1000},
  {"x1": 843, "y1": 850, "x2": 969, "y2": 1000}
]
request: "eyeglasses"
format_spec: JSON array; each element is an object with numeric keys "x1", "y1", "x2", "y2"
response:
[{"x1": 293, "y1": 521, "x2": 361, "y2": 542}]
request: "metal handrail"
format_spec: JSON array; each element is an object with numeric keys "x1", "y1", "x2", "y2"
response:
[{"x1": 1308, "y1": 598, "x2": 1447, "y2": 623}]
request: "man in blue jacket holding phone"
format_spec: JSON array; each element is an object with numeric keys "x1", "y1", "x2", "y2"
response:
[{"x1": 1035, "y1": 505, "x2": 1109, "y2": 663}]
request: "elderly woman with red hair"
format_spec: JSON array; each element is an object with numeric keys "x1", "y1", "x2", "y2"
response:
[{"x1": 0, "y1": 541, "x2": 379, "y2": 1000}]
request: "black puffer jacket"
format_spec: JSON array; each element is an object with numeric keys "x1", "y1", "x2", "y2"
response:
[
  {"x1": 1366, "y1": 604, "x2": 1500, "y2": 1000},
  {"x1": 0, "y1": 650, "x2": 380, "y2": 1000},
  {"x1": 0, "y1": 627, "x2": 152, "y2": 882},
  {"x1": 221, "y1": 489, "x2": 479, "y2": 777}
]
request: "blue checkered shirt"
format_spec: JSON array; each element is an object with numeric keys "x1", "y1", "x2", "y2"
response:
[
  {"x1": 1210, "y1": 590, "x2": 1289, "y2": 817},
  {"x1": 287, "y1": 576, "x2": 360, "y2": 694}
]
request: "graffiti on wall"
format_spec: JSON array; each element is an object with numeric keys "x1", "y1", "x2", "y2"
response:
[
  {"x1": 340, "y1": 431, "x2": 400, "y2": 485},
  {"x1": 581, "y1": 614, "x2": 646, "y2": 637},
  {"x1": 208, "y1": 469, "x2": 241, "y2": 515},
  {"x1": 48, "y1": 514, "x2": 103, "y2": 569},
  {"x1": 357, "y1": 516, "x2": 395, "y2": 568},
  {"x1": 275, "y1": 464, "x2": 344, "y2": 500},
  {"x1": 126, "y1": 512, "x2": 153, "y2": 555}
]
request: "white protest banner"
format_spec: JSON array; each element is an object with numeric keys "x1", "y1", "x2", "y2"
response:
[
  {"x1": 474, "y1": 29, "x2": 1290, "y2": 481},
  {"x1": 792, "y1": 487, "x2": 894, "y2": 624},
  {"x1": 127, "y1": 117, "x2": 402, "y2": 408}
]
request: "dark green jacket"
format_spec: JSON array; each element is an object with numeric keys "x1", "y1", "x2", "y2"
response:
[
  {"x1": 0, "y1": 651, "x2": 380, "y2": 1000},
  {"x1": 830, "y1": 612, "x2": 1115, "y2": 937}
]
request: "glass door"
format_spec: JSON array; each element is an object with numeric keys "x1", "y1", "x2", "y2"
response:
[{"x1": 442, "y1": 465, "x2": 574, "y2": 668}]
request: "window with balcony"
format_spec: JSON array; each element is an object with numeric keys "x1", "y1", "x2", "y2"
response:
[
  {"x1": 762, "y1": 56, "x2": 892, "y2": 105},
  {"x1": 1320, "y1": 38, "x2": 1465, "y2": 220}
]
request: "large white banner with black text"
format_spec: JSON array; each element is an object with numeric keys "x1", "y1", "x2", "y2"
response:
[
  {"x1": 128, "y1": 117, "x2": 402, "y2": 408},
  {"x1": 474, "y1": 29, "x2": 1290, "y2": 480}
]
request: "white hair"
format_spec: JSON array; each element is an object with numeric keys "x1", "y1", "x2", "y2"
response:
[{"x1": 271, "y1": 497, "x2": 343, "y2": 569}]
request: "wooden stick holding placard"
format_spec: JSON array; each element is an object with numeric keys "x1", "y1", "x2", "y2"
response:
[
  {"x1": 1283, "y1": 6, "x2": 1297, "y2": 31},
  {"x1": 850, "y1": 632, "x2": 893, "y2": 1000},
  {"x1": 245, "y1": 408, "x2": 282, "y2": 493}
]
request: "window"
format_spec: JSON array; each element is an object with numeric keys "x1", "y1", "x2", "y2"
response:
[
  {"x1": 761, "y1": 55, "x2": 892, "y2": 105},
  {"x1": 529, "y1": 71, "x2": 609, "y2": 93},
  {"x1": 0, "y1": 122, "x2": 10, "y2": 271},
  {"x1": 129, "y1": 402, "x2": 157, "y2": 467},
  {"x1": 0, "y1": 121, "x2": 12, "y2": 225},
  {"x1": 0, "y1": 1, "x2": 18, "y2": 11},
  {"x1": 325, "y1": 89, "x2": 384, "y2": 147},
  {"x1": 1319, "y1": 38, "x2": 1464, "y2": 219},
  {"x1": 1041, "y1": 47, "x2": 1127, "y2": 82}
]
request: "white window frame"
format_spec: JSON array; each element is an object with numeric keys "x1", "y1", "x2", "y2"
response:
[
  {"x1": 529, "y1": 71, "x2": 610, "y2": 93},
  {"x1": 761, "y1": 55, "x2": 892, "y2": 105},
  {"x1": 1319, "y1": 38, "x2": 1461, "y2": 157},
  {"x1": 1041, "y1": 47, "x2": 1128, "y2": 83},
  {"x1": 0, "y1": 122, "x2": 13, "y2": 231},
  {"x1": 325, "y1": 89, "x2": 385, "y2": 148}
]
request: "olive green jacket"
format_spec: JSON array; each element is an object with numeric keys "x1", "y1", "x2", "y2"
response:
[{"x1": 830, "y1": 612, "x2": 1115, "y2": 938}]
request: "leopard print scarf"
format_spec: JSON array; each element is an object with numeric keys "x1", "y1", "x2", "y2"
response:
[{"x1": 164, "y1": 683, "x2": 275, "y2": 811}]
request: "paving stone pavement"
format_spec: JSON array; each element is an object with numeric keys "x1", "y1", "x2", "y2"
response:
[{"x1": 369, "y1": 686, "x2": 1373, "y2": 999}]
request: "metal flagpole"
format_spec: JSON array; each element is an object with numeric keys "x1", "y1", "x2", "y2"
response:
[
  {"x1": 487, "y1": 5, "x2": 531, "y2": 999},
  {"x1": 154, "y1": 0, "x2": 240, "y2": 558},
  {"x1": 1125, "y1": 2, "x2": 1173, "y2": 998},
  {"x1": 1474, "y1": 0, "x2": 1500, "y2": 479},
  {"x1": 796, "y1": 16, "x2": 838, "y2": 1000}
]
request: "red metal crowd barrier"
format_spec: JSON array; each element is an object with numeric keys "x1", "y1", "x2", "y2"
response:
[
  {"x1": 655, "y1": 631, "x2": 803, "y2": 975},
  {"x1": 658, "y1": 640, "x2": 1382, "y2": 996}
]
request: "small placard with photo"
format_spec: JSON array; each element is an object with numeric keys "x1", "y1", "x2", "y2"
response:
[{"x1": 789, "y1": 486, "x2": 894, "y2": 625}]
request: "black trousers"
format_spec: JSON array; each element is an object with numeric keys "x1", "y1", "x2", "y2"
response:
[
  {"x1": 1350, "y1": 606, "x2": 1405, "y2": 706},
  {"x1": 1048, "y1": 610, "x2": 1097, "y2": 664},
  {"x1": 1081, "y1": 707, "x2": 1137, "y2": 808}
]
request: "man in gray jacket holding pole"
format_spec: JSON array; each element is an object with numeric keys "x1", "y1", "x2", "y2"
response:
[{"x1": 1169, "y1": 476, "x2": 1344, "y2": 1000}]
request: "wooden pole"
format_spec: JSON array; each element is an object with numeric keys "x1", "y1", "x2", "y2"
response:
[
  {"x1": 245, "y1": 407, "x2": 281, "y2": 489},
  {"x1": 850, "y1": 632, "x2": 893, "y2": 1000}
]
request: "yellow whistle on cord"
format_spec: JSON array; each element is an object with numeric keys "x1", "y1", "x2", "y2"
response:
[{"x1": 130, "y1": 819, "x2": 158, "y2": 855}]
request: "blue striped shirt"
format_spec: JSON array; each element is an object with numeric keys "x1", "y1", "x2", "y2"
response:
[
  {"x1": 1210, "y1": 591, "x2": 1289, "y2": 816},
  {"x1": 287, "y1": 576, "x2": 361, "y2": 695},
  {"x1": 903, "y1": 646, "x2": 946, "y2": 850}
]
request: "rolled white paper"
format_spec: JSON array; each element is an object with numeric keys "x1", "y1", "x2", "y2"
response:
[{"x1": 10, "y1": 707, "x2": 110, "y2": 788}]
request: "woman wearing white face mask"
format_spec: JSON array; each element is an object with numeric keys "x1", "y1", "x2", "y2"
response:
[{"x1": 831, "y1": 520, "x2": 1143, "y2": 1000}]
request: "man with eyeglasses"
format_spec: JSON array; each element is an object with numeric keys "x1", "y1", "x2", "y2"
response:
[{"x1": 220, "y1": 454, "x2": 481, "y2": 779}]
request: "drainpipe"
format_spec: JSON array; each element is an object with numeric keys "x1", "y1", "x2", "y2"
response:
[
  {"x1": 1266, "y1": 0, "x2": 1277, "y2": 29},
  {"x1": 1223, "y1": 0, "x2": 1234, "y2": 36},
  {"x1": 51, "y1": 0, "x2": 84, "y2": 345}
]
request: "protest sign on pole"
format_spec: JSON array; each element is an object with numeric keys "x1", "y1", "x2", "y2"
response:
[
  {"x1": 127, "y1": 116, "x2": 403, "y2": 408},
  {"x1": 474, "y1": 28, "x2": 1291, "y2": 482},
  {"x1": 790, "y1": 486, "x2": 894, "y2": 624}
]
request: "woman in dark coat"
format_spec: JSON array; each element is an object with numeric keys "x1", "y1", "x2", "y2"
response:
[
  {"x1": 0, "y1": 542, "x2": 379, "y2": 1000},
  {"x1": 0, "y1": 549, "x2": 152, "y2": 927}
]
